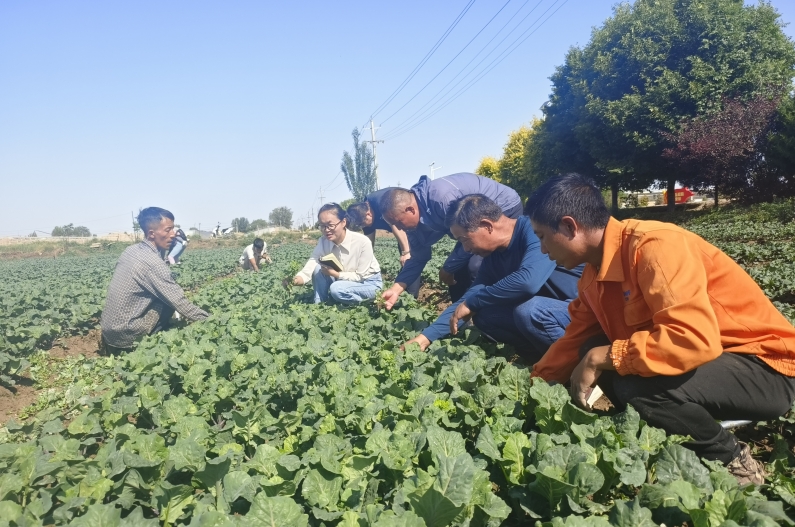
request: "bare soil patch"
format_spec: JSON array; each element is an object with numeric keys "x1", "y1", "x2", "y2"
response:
[
  {"x1": 0, "y1": 379, "x2": 38, "y2": 425},
  {"x1": 50, "y1": 328, "x2": 101, "y2": 360},
  {"x1": 419, "y1": 283, "x2": 452, "y2": 314}
]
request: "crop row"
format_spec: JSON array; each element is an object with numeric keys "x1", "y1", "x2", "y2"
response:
[
  {"x1": 0, "y1": 248, "x2": 241, "y2": 386},
  {"x1": 1, "y1": 245, "x2": 793, "y2": 526}
]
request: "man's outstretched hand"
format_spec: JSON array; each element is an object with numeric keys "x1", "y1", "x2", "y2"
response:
[
  {"x1": 381, "y1": 283, "x2": 405, "y2": 310},
  {"x1": 439, "y1": 269, "x2": 457, "y2": 286},
  {"x1": 401, "y1": 334, "x2": 431, "y2": 352},
  {"x1": 449, "y1": 301, "x2": 473, "y2": 335},
  {"x1": 570, "y1": 345, "x2": 612, "y2": 409}
]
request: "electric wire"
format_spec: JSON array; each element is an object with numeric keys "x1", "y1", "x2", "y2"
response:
[
  {"x1": 383, "y1": 0, "x2": 569, "y2": 141},
  {"x1": 380, "y1": 0, "x2": 541, "y2": 140},
  {"x1": 364, "y1": 0, "x2": 477, "y2": 126},
  {"x1": 382, "y1": 0, "x2": 560, "y2": 140},
  {"x1": 378, "y1": 0, "x2": 513, "y2": 127}
]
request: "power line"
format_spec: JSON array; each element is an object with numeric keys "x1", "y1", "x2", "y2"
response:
[
  {"x1": 379, "y1": 0, "x2": 513, "y2": 126},
  {"x1": 380, "y1": 0, "x2": 542, "y2": 139},
  {"x1": 382, "y1": 0, "x2": 556, "y2": 140},
  {"x1": 365, "y1": 0, "x2": 477, "y2": 125},
  {"x1": 383, "y1": 0, "x2": 570, "y2": 141}
]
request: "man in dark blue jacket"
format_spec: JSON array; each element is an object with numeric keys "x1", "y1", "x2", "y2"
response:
[
  {"x1": 402, "y1": 195, "x2": 582, "y2": 361},
  {"x1": 380, "y1": 173, "x2": 523, "y2": 308},
  {"x1": 346, "y1": 187, "x2": 420, "y2": 297}
]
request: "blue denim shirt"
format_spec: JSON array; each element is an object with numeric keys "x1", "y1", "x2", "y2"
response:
[
  {"x1": 395, "y1": 173, "x2": 522, "y2": 286},
  {"x1": 421, "y1": 216, "x2": 583, "y2": 342}
]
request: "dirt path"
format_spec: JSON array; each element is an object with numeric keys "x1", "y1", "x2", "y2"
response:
[{"x1": 0, "y1": 329, "x2": 101, "y2": 425}]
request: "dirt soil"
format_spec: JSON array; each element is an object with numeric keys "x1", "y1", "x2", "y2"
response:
[
  {"x1": 0, "y1": 329, "x2": 102, "y2": 426},
  {"x1": 0, "y1": 379, "x2": 39, "y2": 425},
  {"x1": 49, "y1": 328, "x2": 102, "y2": 360},
  {"x1": 418, "y1": 283, "x2": 452, "y2": 313}
]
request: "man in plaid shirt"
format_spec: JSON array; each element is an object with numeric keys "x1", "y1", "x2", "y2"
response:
[{"x1": 100, "y1": 207, "x2": 209, "y2": 353}]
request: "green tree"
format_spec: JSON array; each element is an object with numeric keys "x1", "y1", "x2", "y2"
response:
[
  {"x1": 339, "y1": 198, "x2": 357, "y2": 210},
  {"x1": 231, "y1": 217, "x2": 250, "y2": 233},
  {"x1": 341, "y1": 128, "x2": 376, "y2": 202},
  {"x1": 536, "y1": 0, "x2": 795, "y2": 209},
  {"x1": 249, "y1": 219, "x2": 269, "y2": 231},
  {"x1": 755, "y1": 91, "x2": 795, "y2": 201},
  {"x1": 51, "y1": 223, "x2": 91, "y2": 237},
  {"x1": 269, "y1": 207, "x2": 293, "y2": 229},
  {"x1": 475, "y1": 156, "x2": 501, "y2": 182}
]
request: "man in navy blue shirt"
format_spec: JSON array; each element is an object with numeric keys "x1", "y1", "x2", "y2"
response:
[
  {"x1": 402, "y1": 195, "x2": 583, "y2": 361},
  {"x1": 347, "y1": 188, "x2": 420, "y2": 296},
  {"x1": 380, "y1": 173, "x2": 523, "y2": 308}
]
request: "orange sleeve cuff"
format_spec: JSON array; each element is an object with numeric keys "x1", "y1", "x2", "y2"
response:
[{"x1": 611, "y1": 339, "x2": 634, "y2": 376}]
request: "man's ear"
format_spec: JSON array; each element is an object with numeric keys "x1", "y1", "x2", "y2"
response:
[
  {"x1": 559, "y1": 216, "x2": 578, "y2": 238},
  {"x1": 480, "y1": 219, "x2": 494, "y2": 233}
]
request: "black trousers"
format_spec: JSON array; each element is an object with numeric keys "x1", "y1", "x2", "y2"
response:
[{"x1": 581, "y1": 336, "x2": 795, "y2": 463}]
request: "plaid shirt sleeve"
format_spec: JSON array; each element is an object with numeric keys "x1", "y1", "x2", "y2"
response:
[
  {"x1": 137, "y1": 258, "x2": 209, "y2": 321},
  {"x1": 101, "y1": 241, "x2": 208, "y2": 348}
]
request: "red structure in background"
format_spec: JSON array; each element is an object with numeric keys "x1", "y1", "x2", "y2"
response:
[{"x1": 663, "y1": 187, "x2": 694, "y2": 204}]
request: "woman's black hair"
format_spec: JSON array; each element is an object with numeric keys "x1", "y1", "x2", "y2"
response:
[
  {"x1": 318, "y1": 203, "x2": 347, "y2": 224},
  {"x1": 346, "y1": 201, "x2": 370, "y2": 230}
]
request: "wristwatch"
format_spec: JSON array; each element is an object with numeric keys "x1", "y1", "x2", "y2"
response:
[{"x1": 401, "y1": 250, "x2": 411, "y2": 256}]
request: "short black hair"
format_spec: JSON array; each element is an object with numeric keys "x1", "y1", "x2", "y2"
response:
[
  {"x1": 137, "y1": 207, "x2": 174, "y2": 234},
  {"x1": 253, "y1": 238, "x2": 265, "y2": 250},
  {"x1": 346, "y1": 201, "x2": 370, "y2": 230},
  {"x1": 445, "y1": 194, "x2": 503, "y2": 231},
  {"x1": 379, "y1": 188, "x2": 413, "y2": 217},
  {"x1": 525, "y1": 173, "x2": 610, "y2": 231},
  {"x1": 318, "y1": 203, "x2": 347, "y2": 223}
]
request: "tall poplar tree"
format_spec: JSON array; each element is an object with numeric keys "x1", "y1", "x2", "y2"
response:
[{"x1": 341, "y1": 128, "x2": 376, "y2": 202}]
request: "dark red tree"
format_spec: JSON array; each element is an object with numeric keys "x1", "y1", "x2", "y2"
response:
[{"x1": 662, "y1": 92, "x2": 783, "y2": 206}]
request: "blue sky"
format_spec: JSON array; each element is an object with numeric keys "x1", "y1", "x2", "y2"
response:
[{"x1": 1, "y1": 0, "x2": 794, "y2": 235}]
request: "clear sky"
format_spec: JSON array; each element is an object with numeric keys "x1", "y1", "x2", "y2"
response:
[{"x1": 1, "y1": 0, "x2": 793, "y2": 236}]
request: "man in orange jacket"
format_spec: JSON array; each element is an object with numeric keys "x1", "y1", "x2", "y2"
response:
[{"x1": 527, "y1": 174, "x2": 795, "y2": 486}]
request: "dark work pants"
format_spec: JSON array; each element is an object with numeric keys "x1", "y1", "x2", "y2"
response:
[
  {"x1": 152, "y1": 308, "x2": 174, "y2": 334},
  {"x1": 580, "y1": 335, "x2": 795, "y2": 463},
  {"x1": 473, "y1": 296, "x2": 572, "y2": 363}
]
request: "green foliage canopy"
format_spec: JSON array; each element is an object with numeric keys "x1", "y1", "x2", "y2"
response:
[
  {"x1": 51, "y1": 224, "x2": 91, "y2": 237},
  {"x1": 269, "y1": 207, "x2": 293, "y2": 228},
  {"x1": 231, "y1": 217, "x2": 250, "y2": 233},
  {"x1": 341, "y1": 128, "x2": 377, "y2": 202},
  {"x1": 531, "y1": 0, "x2": 795, "y2": 203}
]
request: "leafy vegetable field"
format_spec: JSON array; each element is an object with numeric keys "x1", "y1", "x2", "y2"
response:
[
  {"x1": 0, "y1": 248, "x2": 241, "y2": 387},
  {"x1": 0, "y1": 215, "x2": 794, "y2": 526}
]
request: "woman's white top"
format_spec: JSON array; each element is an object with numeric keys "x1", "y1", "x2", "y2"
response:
[{"x1": 296, "y1": 230, "x2": 381, "y2": 283}]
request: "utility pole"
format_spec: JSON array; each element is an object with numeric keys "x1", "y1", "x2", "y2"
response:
[
  {"x1": 367, "y1": 119, "x2": 384, "y2": 189},
  {"x1": 318, "y1": 187, "x2": 325, "y2": 207},
  {"x1": 429, "y1": 163, "x2": 442, "y2": 180}
]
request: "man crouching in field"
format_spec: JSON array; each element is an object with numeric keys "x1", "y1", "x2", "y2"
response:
[
  {"x1": 528, "y1": 174, "x2": 795, "y2": 486},
  {"x1": 100, "y1": 207, "x2": 209, "y2": 354}
]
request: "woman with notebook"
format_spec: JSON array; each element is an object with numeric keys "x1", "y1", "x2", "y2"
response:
[{"x1": 289, "y1": 203, "x2": 383, "y2": 304}]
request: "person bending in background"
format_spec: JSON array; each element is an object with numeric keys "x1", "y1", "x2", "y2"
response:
[
  {"x1": 239, "y1": 238, "x2": 270, "y2": 271},
  {"x1": 289, "y1": 203, "x2": 383, "y2": 305},
  {"x1": 402, "y1": 195, "x2": 582, "y2": 361},
  {"x1": 167, "y1": 227, "x2": 188, "y2": 265},
  {"x1": 527, "y1": 174, "x2": 795, "y2": 486},
  {"x1": 101, "y1": 207, "x2": 209, "y2": 354},
  {"x1": 380, "y1": 172, "x2": 523, "y2": 309},
  {"x1": 347, "y1": 188, "x2": 421, "y2": 298}
]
